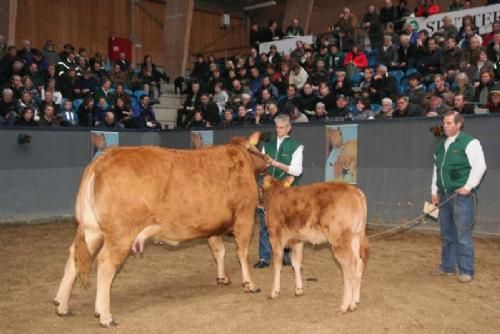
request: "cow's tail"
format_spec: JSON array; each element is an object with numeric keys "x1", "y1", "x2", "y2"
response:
[{"x1": 74, "y1": 167, "x2": 101, "y2": 288}]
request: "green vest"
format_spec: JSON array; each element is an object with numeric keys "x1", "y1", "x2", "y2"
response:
[
  {"x1": 264, "y1": 136, "x2": 302, "y2": 186},
  {"x1": 435, "y1": 132, "x2": 474, "y2": 194}
]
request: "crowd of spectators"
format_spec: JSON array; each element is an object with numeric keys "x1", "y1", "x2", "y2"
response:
[
  {"x1": 178, "y1": 0, "x2": 500, "y2": 129},
  {"x1": 0, "y1": 37, "x2": 168, "y2": 129}
]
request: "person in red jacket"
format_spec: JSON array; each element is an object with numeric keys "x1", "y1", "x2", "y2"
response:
[
  {"x1": 343, "y1": 45, "x2": 368, "y2": 78},
  {"x1": 415, "y1": 0, "x2": 441, "y2": 17}
]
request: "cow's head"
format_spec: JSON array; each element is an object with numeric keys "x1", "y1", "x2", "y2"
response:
[
  {"x1": 327, "y1": 127, "x2": 344, "y2": 148},
  {"x1": 230, "y1": 132, "x2": 271, "y2": 173}
]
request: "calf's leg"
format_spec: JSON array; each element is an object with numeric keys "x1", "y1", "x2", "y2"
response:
[{"x1": 291, "y1": 242, "x2": 304, "y2": 296}]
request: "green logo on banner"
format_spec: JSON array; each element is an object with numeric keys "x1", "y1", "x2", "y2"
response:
[{"x1": 408, "y1": 19, "x2": 419, "y2": 31}]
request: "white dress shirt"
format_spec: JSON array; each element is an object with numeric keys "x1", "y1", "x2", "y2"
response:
[{"x1": 262, "y1": 135, "x2": 304, "y2": 177}]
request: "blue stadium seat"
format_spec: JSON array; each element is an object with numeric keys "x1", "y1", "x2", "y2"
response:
[
  {"x1": 124, "y1": 89, "x2": 133, "y2": 96},
  {"x1": 73, "y1": 98, "x2": 83, "y2": 111},
  {"x1": 134, "y1": 90, "x2": 146, "y2": 99},
  {"x1": 404, "y1": 68, "x2": 418, "y2": 78},
  {"x1": 371, "y1": 104, "x2": 381, "y2": 113},
  {"x1": 389, "y1": 70, "x2": 404, "y2": 85},
  {"x1": 350, "y1": 72, "x2": 364, "y2": 86}
]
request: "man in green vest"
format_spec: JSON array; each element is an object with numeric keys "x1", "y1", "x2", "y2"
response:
[
  {"x1": 430, "y1": 111, "x2": 486, "y2": 283},
  {"x1": 254, "y1": 114, "x2": 304, "y2": 268}
]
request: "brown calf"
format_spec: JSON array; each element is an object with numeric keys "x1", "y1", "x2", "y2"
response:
[{"x1": 262, "y1": 176, "x2": 369, "y2": 313}]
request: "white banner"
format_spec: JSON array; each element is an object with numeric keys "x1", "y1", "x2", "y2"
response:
[
  {"x1": 405, "y1": 4, "x2": 500, "y2": 35},
  {"x1": 259, "y1": 35, "x2": 315, "y2": 54}
]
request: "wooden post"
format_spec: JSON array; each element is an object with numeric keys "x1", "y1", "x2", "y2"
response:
[
  {"x1": 0, "y1": 0, "x2": 17, "y2": 44},
  {"x1": 282, "y1": 0, "x2": 314, "y2": 35},
  {"x1": 164, "y1": 0, "x2": 194, "y2": 78}
]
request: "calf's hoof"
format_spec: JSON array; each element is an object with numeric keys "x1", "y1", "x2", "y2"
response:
[
  {"x1": 349, "y1": 302, "x2": 357, "y2": 312},
  {"x1": 55, "y1": 309, "x2": 73, "y2": 317},
  {"x1": 216, "y1": 277, "x2": 231, "y2": 286},
  {"x1": 100, "y1": 318, "x2": 119, "y2": 328},
  {"x1": 269, "y1": 290, "x2": 280, "y2": 299},
  {"x1": 294, "y1": 288, "x2": 304, "y2": 297},
  {"x1": 52, "y1": 299, "x2": 60, "y2": 306}
]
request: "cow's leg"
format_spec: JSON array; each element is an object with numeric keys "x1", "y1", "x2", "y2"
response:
[
  {"x1": 207, "y1": 236, "x2": 230, "y2": 285},
  {"x1": 332, "y1": 238, "x2": 356, "y2": 313},
  {"x1": 269, "y1": 242, "x2": 284, "y2": 299},
  {"x1": 351, "y1": 235, "x2": 363, "y2": 306},
  {"x1": 94, "y1": 241, "x2": 129, "y2": 327},
  {"x1": 233, "y1": 213, "x2": 260, "y2": 293},
  {"x1": 54, "y1": 229, "x2": 102, "y2": 316},
  {"x1": 292, "y1": 242, "x2": 304, "y2": 297}
]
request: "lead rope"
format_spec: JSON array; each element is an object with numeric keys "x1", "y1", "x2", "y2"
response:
[{"x1": 368, "y1": 193, "x2": 459, "y2": 241}]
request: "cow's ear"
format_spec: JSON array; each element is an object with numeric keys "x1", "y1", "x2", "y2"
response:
[{"x1": 248, "y1": 131, "x2": 262, "y2": 146}]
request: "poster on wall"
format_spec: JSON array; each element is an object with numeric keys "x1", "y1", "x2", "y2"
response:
[
  {"x1": 90, "y1": 131, "x2": 119, "y2": 160},
  {"x1": 325, "y1": 125, "x2": 358, "y2": 184},
  {"x1": 190, "y1": 130, "x2": 214, "y2": 149}
]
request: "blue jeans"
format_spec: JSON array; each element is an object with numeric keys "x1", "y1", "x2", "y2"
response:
[
  {"x1": 257, "y1": 208, "x2": 289, "y2": 263},
  {"x1": 438, "y1": 192, "x2": 476, "y2": 276}
]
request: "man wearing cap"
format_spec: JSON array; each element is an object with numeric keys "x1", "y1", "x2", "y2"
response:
[
  {"x1": 486, "y1": 85, "x2": 500, "y2": 113},
  {"x1": 254, "y1": 114, "x2": 304, "y2": 268},
  {"x1": 430, "y1": 111, "x2": 486, "y2": 283},
  {"x1": 426, "y1": 92, "x2": 451, "y2": 117}
]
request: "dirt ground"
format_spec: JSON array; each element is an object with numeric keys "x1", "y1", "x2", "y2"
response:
[{"x1": 1, "y1": 222, "x2": 499, "y2": 334}]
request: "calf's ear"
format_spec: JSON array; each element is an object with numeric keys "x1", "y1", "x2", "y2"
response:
[{"x1": 262, "y1": 174, "x2": 273, "y2": 190}]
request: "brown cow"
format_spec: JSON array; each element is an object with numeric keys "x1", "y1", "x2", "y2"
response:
[
  {"x1": 327, "y1": 127, "x2": 357, "y2": 180},
  {"x1": 54, "y1": 133, "x2": 268, "y2": 327},
  {"x1": 262, "y1": 176, "x2": 369, "y2": 313}
]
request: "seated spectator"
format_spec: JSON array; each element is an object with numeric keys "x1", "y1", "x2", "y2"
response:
[
  {"x1": 1, "y1": 74, "x2": 24, "y2": 99},
  {"x1": 94, "y1": 78, "x2": 115, "y2": 105},
  {"x1": 384, "y1": 22, "x2": 400, "y2": 48},
  {"x1": 329, "y1": 94, "x2": 351, "y2": 120},
  {"x1": 0, "y1": 46, "x2": 20, "y2": 83},
  {"x1": 114, "y1": 96, "x2": 133, "y2": 127},
  {"x1": 402, "y1": 22, "x2": 418, "y2": 45},
  {"x1": 56, "y1": 51, "x2": 77, "y2": 77},
  {"x1": 429, "y1": 74, "x2": 450, "y2": 97},
  {"x1": 315, "y1": 81, "x2": 336, "y2": 112},
  {"x1": 94, "y1": 97, "x2": 111, "y2": 127},
  {"x1": 417, "y1": 37, "x2": 443, "y2": 77},
  {"x1": 353, "y1": 98, "x2": 375, "y2": 120},
  {"x1": 188, "y1": 110, "x2": 207, "y2": 129},
  {"x1": 380, "y1": 0, "x2": 398, "y2": 25},
  {"x1": 442, "y1": 37, "x2": 465, "y2": 73},
  {"x1": 76, "y1": 54, "x2": 89, "y2": 75},
  {"x1": 295, "y1": 82, "x2": 317, "y2": 117},
  {"x1": 359, "y1": 67, "x2": 376, "y2": 102},
  {"x1": 41, "y1": 63, "x2": 57, "y2": 88},
  {"x1": 191, "y1": 55, "x2": 209, "y2": 83},
  {"x1": 278, "y1": 84, "x2": 299, "y2": 114},
  {"x1": 393, "y1": 96, "x2": 423, "y2": 117},
  {"x1": 377, "y1": 35, "x2": 399, "y2": 70},
  {"x1": 28, "y1": 63, "x2": 45, "y2": 90},
  {"x1": 77, "y1": 95, "x2": 96, "y2": 127},
  {"x1": 310, "y1": 101, "x2": 328, "y2": 122},
  {"x1": 453, "y1": 72, "x2": 475, "y2": 102},
  {"x1": 99, "y1": 110, "x2": 122, "y2": 130},
  {"x1": 371, "y1": 64, "x2": 397, "y2": 101},
  {"x1": 116, "y1": 51, "x2": 129, "y2": 71},
  {"x1": 266, "y1": 101, "x2": 280, "y2": 123},
  {"x1": 38, "y1": 104, "x2": 58, "y2": 127},
  {"x1": 459, "y1": 27, "x2": 483, "y2": 50},
  {"x1": 77, "y1": 71, "x2": 98, "y2": 96},
  {"x1": 285, "y1": 18, "x2": 304, "y2": 37},
  {"x1": 233, "y1": 104, "x2": 254, "y2": 126},
  {"x1": 58, "y1": 43, "x2": 74, "y2": 63},
  {"x1": 14, "y1": 107, "x2": 37, "y2": 126},
  {"x1": 486, "y1": 32, "x2": 500, "y2": 63},
  {"x1": 59, "y1": 100, "x2": 78, "y2": 127},
  {"x1": 332, "y1": 70, "x2": 353, "y2": 97},
  {"x1": 41, "y1": 39, "x2": 58, "y2": 66},
  {"x1": 438, "y1": 16, "x2": 459, "y2": 41},
  {"x1": 41, "y1": 78, "x2": 63, "y2": 105},
  {"x1": 309, "y1": 60, "x2": 330, "y2": 87},
  {"x1": 229, "y1": 79, "x2": 251, "y2": 108},
  {"x1": 406, "y1": 73, "x2": 426, "y2": 107},
  {"x1": 221, "y1": 108, "x2": 234, "y2": 127},
  {"x1": 467, "y1": 50, "x2": 494, "y2": 83},
  {"x1": 474, "y1": 70, "x2": 495, "y2": 106},
  {"x1": 268, "y1": 46, "x2": 282, "y2": 68},
  {"x1": 38, "y1": 90, "x2": 60, "y2": 116},
  {"x1": 248, "y1": 67, "x2": 262, "y2": 97},
  {"x1": 425, "y1": 93, "x2": 451, "y2": 117},
  {"x1": 250, "y1": 23, "x2": 262, "y2": 49},
  {"x1": 114, "y1": 83, "x2": 131, "y2": 108},
  {"x1": 334, "y1": 7, "x2": 358, "y2": 51},
  {"x1": 90, "y1": 61, "x2": 107, "y2": 82},
  {"x1": 17, "y1": 40, "x2": 34, "y2": 65},
  {"x1": 458, "y1": 15, "x2": 479, "y2": 42},
  {"x1": 178, "y1": 81, "x2": 201, "y2": 127},
  {"x1": 415, "y1": 0, "x2": 440, "y2": 17},
  {"x1": 288, "y1": 60, "x2": 308, "y2": 90},
  {"x1": 453, "y1": 94, "x2": 474, "y2": 115},
  {"x1": 361, "y1": 4, "x2": 384, "y2": 50},
  {"x1": 262, "y1": 20, "x2": 284, "y2": 42},
  {"x1": 0, "y1": 88, "x2": 17, "y2": 126},
  {"x1": 343, "y1": 45, "x2": 368, "y2": 76},
  {"x1": 133, "y1": 95, "x2": 161, "y2": 129},
  {"x1": 110, "y1": 64, "x2": 127, "y2": 87},
  {"x1": 483, "y1": 20, "x2": 500, "y2": 47},
  {"x1": 127, "y1": 64, "x2": 142, "y2": 91},
  {"x1": 253, "y1": 104, "x2": 270, "y2": 125},
  {"x1": 259, "y1": 76, "x2": 279, "y2": 100},
  {"x1": 213, "y1": 82, "x2": 228, "y2": 115},
  {"x1": 485, "y1": 86, "x2": 500, "y2": 113},
  {"x1": 21, "y1": 77, "x2": 40, "y2": 105},
  {"x1": 289, "y1": 105, "x2": 309, "y2": 123},
  {"x1": 398, "y1": 34, "x2": 416, "y2": 71},
  {"x1": 17, "y1": 90, "x2": 40, "y2": 121},
  {"x1": 448, "y1": 0, "x2": 463, "y2": 11},
  {"x1": 58, "y1": 67, "x2": 79, "y2": 100},
  {"x1": 199, "y1": 93, "x2": 220, "y2": 126},
  {"x1": 31, "y1": 49, "x2": 48, "y2": 71},
  {"x1": 140, "y1": 65, "x2": 160, "y2": 103},
  {"x1": 272, "y1": 62, "x2": 290, "y2": 95},
  {"x1": 325, "y1": 44, "x2": 344, "y2": 74},
  {"x1": 377, "y1": 97, "x2": 394, "y2": 119}
]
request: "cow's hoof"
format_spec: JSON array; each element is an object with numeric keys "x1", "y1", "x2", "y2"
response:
[
  {"x1": 95, "y1": 312, "x2": 100, "y2": 318},
  {"x1": 216, "y1": 277, "x2": 231, "y2": 286},
  {"x1": 242, "y1": 282, "x2": 261, "y2": 293},
  {"x1": 52, "y1": 299, "x2": 60, "y2": 306},
  {"x1": 349, "y1": 303, "x2": 357, "y2": 312},
  {"x1": 269, "y1": 291, "x2": 280, "y2": 299},
  {"x1": 336, "y1": 305, "x2": 349, "y2": 314},
  {"x1": 294, "y1": 288, "x2": 304, "y2": 297},
  {"x1": 100, "y1": 319, "x2": 119, "y2": 328},
  {"x1": 55, "y1": 309, "x2": 73, "y2": 317}
]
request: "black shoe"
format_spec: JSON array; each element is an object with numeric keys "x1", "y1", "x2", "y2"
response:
[{"x1": 253, "y1": 260, "x2": 269, "y2": 268}]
